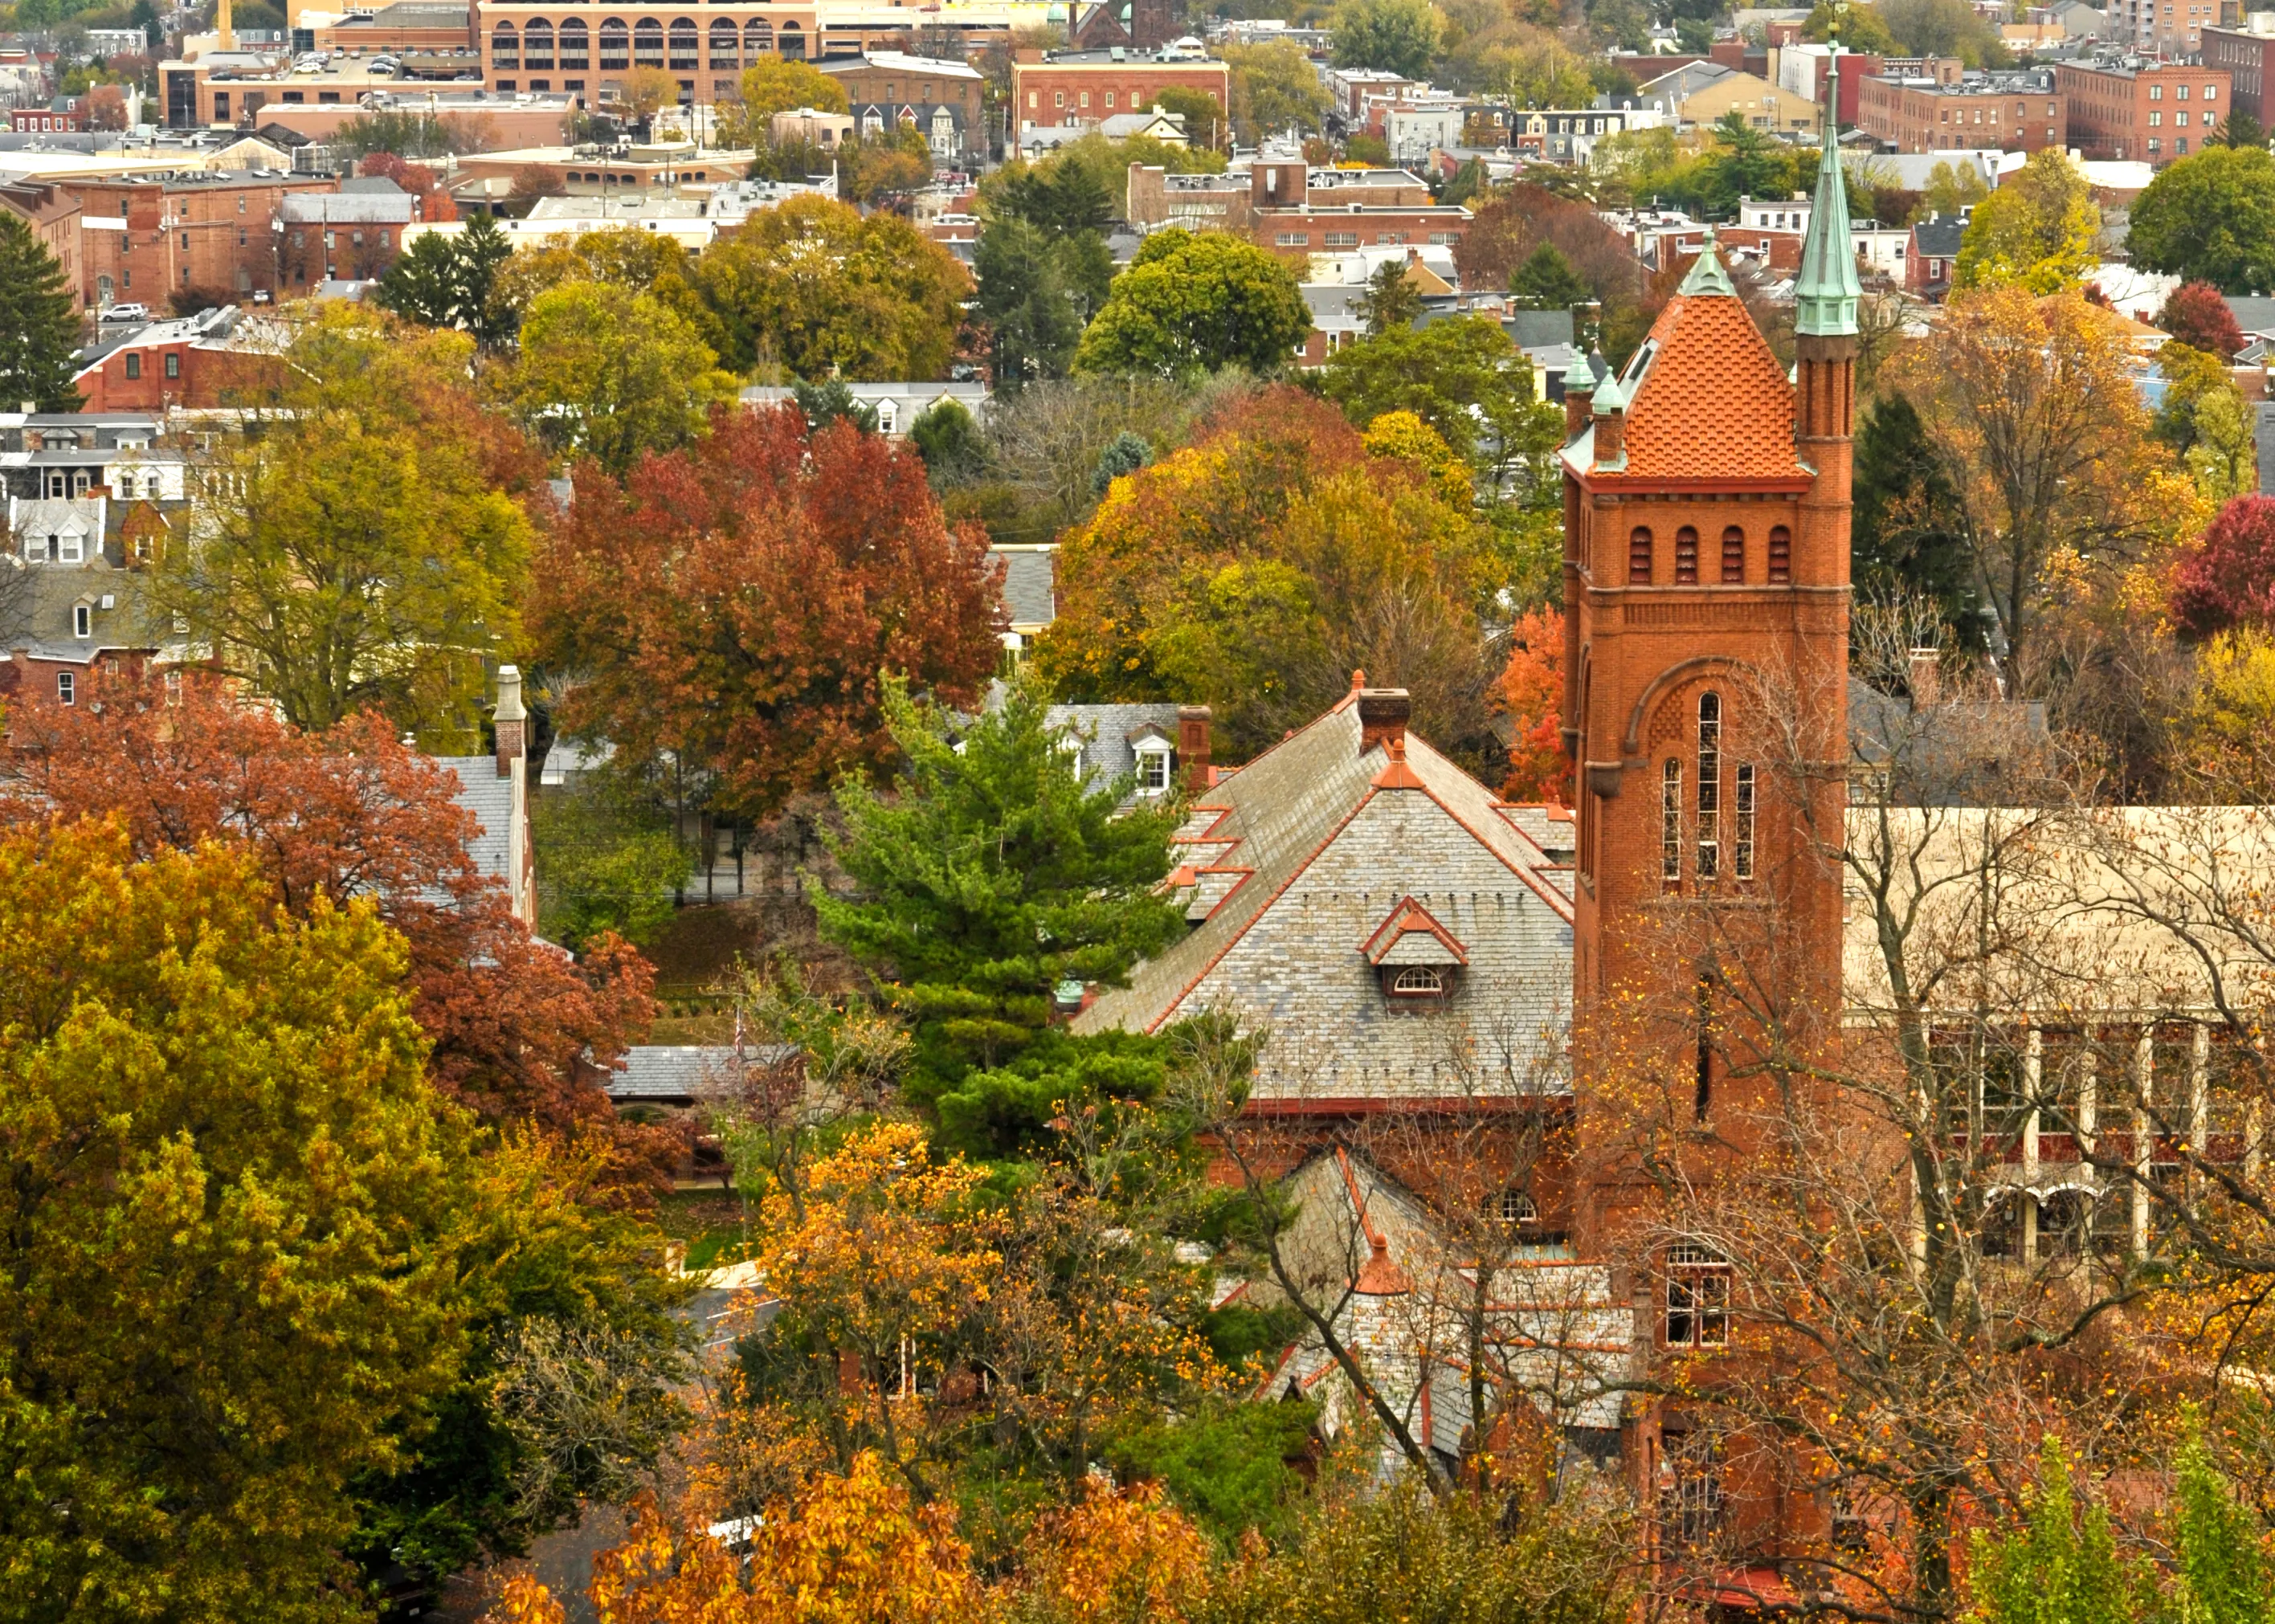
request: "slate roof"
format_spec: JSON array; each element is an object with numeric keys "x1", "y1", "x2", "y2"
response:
[
  {"x1": 1074, "y1": 689, "x2": 1575, "y2": 1104},
  {"x1": 1586, "y1": 266, "x2": 1810, "y2": 488},
  {"x1": 1911, "y1": 214, "x2": 1967, "y2": 259},
  {"x1": 1046, "y1": 700, "x2": 1180, "y2": 786},
  {"x1": 992, "y1": 545, "x2": 1056, "y2": 629},
  {"x1": 606, "y1": 1043, "x2": 798, "y2": 1101},
  {"x1": 432, "y1": 756, "x2": 513, "y2": 887}
]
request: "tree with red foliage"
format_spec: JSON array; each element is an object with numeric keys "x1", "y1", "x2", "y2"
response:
[
  {"x1": 357, "y1": 149, "x2": 460, "y2": 222},
  {"x1": 2156, "y1": 280, "x2": 2247, "y2": 359},
  {"x1": 1497, "y1": 604, "x2": 1568, "y2": 804},
  {"x1": 2171, "y1": 494, "x2": 2275, "y2": 640},
  {"x1": 529, "y1": 405, "x2": 1005, "y2": 822},
  {"x1": 0, "y1": 672, "x2": 660, "y2": 1168}
]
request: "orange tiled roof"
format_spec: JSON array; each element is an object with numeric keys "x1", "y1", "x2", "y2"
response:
[{"x1": 1612, "y1": 288, "x2": 1809, "y2": 485}]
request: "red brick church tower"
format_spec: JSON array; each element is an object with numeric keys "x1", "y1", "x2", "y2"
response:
[{"x1": 1558, "y1": 76, "x2": 1860, "y2": 1565}]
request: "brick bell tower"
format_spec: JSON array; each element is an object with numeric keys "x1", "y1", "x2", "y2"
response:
[{"x1": 1562, "y1": 66, "x2": 1857, "y2": 1196}]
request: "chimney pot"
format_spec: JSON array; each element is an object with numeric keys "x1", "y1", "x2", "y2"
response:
[{"x1": 1357, "y1": 687, "x2": 1411, "y2": 756}]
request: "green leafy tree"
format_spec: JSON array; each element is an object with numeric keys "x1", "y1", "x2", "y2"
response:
[
  {"x1": 812, "y1": 674, "x2": 1186, "y2": 1134},
  {"x1": 1360, "y1": 257, "x2": 1425, "y2": 335},
  {"x1": 532, "y1": 777, "x2": 692, "y2": 949},
  {"x1": 737, "y1": 54, "x2": 849, "y2": 118},
  {"x1": 1508, "y1": 241, "x2": 1590, "y2": 309},
  {"x1": 1920, "y1": 157, "x2": 1992, "y2": 219},
  {"x1": 1801, "y1": 0, "x2": 1901, "y2": 51},
  {"x1": 157, "y1": 306, "x2": 539, "y2": 736},
  {"x1": 695, "y1": 194, "x2": 970, "y2": 380},
  {"x1": 2130, "y1": 142, "x2": 2275, "y2": 294},
  {"x1": 0, "y1": 209, "x2": 83, "y2": 412},
  {"x1": 1151, "y1": 84, "x2": 1227, "y2": 149},
  {"x1": 1701, "y1": 110, "x2": 1798, "y2": 215},
  {"x1": 373, "y1": 230, "x2": 462, "y2": 329},
  {"x1": 1331, "y1": 0, "x2": 1442, "y2": 78},
  {"x1": 1852, "y1": 393, "x2": 1975, "y2": 629},
  {"x1": 1226, "y1": 39, "x2": 1333, "y2": 142},
  {"x1": 1954, "y1": 148, "x2": 2101, "y2": 293},
  {"x1": 0, "y1": 819, "x2": 465, "y2": 1624},
  {"x1": 994, "y1": 157, "x2": 1117, "y2": 239},
  {"x1": 790, "y1": 377, "x2": 880, "y2": 434},
  {"x1": 1319, "y1": 313, "x2": 1563, "y2": 479},
  {"x1": 1962, "y1": 1441, "x2": 2158, "y2": 1624},
  {"x1": 1076, "y1": 228, "x2": 1312, "y2": 379},
  {"x1": 505, "y1": 280, "x2": 737, "y2": 476},
  {"x1": 837, "y1": 125, "x2": 936, "y2": 206}
]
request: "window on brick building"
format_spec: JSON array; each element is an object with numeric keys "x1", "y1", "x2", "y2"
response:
[
  {"x1": 1674, "y1": 525, "x2": 1699, "y2": 583},
  {"x1": 165, "y1": 353, "x2": 178, "y2": 379},
  {"x1": 1664, "y1": 1244, "x2": 1730, "y2": 1347},
  {"x1": 1697, "y1": 692, "x2": 1721, "y2": 879},
  {"x1": 1768, "y1": 524, "x2": 1791, "y2": 582},
  {"x1": 1628, "y1": 526, "x2": 1652, "y2": 584},
  {"x1": 1661, "y1": 759, "x2": 1682, "y2": 886},
  {"x1": 125, "y1": 353, "x2": 140, "y2": 379},
  {"x1": 1720, "y1": 525, "x2": 1743, "y2": 582},
  {"x1": 1734, "y1": 764, "x2": 1756, "y2": 880},
  {"x1": 56, "y1": 672, "x2": 74, "y2": 706}
]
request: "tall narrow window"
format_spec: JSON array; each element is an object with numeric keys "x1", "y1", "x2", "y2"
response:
[
  {"x1": 1768, "y1": 525, "x2": 1792, "y2": 583},
  {"x1": 1721, "y1": 526, "x2": 1744, "y2": 582},
  {"x1": 1661, "y1": 760, "x2": 1682, "y2": 887},
  {"x1": 1628, "y1": 527, "x2": 1652, "y2": 585},
  {"x1": 1696, "y1": 693, "x2": 1721, "y2": 880},
  {"x1": 1734, "y1": 763, "x2": 1756, "y2": 880},
  {"x1": 1664, "y1": 1245, "x2": 1730, "y2": 1347},
  {"x1": 1675, "y1": 526, "x2": 1700, "y2": 584}
]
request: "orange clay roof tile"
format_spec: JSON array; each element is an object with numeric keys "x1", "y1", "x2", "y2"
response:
[{"x1": 1611, "y1": 289, "x2": 1810, "y2": 485}]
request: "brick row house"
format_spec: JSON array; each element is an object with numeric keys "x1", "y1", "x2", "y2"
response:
[
  {"x1": 2054, "y1": 59, "x2": 2230, "y2": 163},
  {"x1": 1855, "y1": 67, "x2": 2068, "y2": 154},
  {"x1": 73, "y1": 169, "x2": 339, "y2": 312}
]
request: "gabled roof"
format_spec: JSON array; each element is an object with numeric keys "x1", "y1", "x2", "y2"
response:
[
  {"x1": 1362, "y1": 895, "x2": 1468, "y2": 966},
  {"x1": 1585, "y1": 253, "x2": 1810, "y2": 488},
  {"x1": 1073, "y1": 690, "x2": 1574, "y2": 1104}
]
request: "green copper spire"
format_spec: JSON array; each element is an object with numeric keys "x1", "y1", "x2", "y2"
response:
[
  {"x1": 1678, "y1": 229, "x2": 1736, "y2": 297},
  {"x1": 1795, "y1": 52, "x2": 1862, "y2": 339}
]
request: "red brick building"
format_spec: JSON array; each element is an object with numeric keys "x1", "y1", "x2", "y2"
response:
[
  {"x1": 2055, "y1": 59, "x2": 2230, "y2": 162},
  {"x1": 1856, "y1": 71, "x2": 2067, "y2": 154},
  {"x1": 2203, "y1": 22, "x2": 2275, "y2": 126},
  {"x1": 71, "y1": 307, "x2": 291, "y2": 412},
  {"x1": 0, "y1": 177, "x2": 84, "y2": 311},
  {"x1": 68, "y1": 170, "x2": 337, "y2": 312},
  {"x1": 9, "y1": 99, "x2": 84, "y2": 133},
  {"x1": 1011, "y1": 48, "x2": 1228, "y2": 131}
]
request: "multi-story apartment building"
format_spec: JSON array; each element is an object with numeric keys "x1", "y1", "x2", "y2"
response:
[
  {"x1": 0, "y1": 177, "x2": 84, "y2": 308},
  {"x1": 1011, "y1": 45, "x2": 1228, "y2": 134},
  {"x1": 2203, "y1": 17, "x2": 2275, "y2": 124},
  {"x1": 70, "y1": 169, "x2": 337, "y2": 311},
  {"x1": 815, "y1": 51, "x2": 986, "y2": 161},
  {"x1": 2106, "y1": 0, "x2": 2223, "y2": 53},
  {"x1": 1856, "y1": 67, "x2": 2068, "y2": 153},
  {"x1": 2055, "y1": 58, "x2": 2231, "y2": 161}
]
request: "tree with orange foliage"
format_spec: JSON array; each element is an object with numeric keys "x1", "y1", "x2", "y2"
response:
[
  {"x1": 1031, "y1": 386, "x2": 1501, "y2": 769},
  {"x1": 530, "y1": 404, "x2": 1003, "y2": 824},
  {"x1": 1496, "y1": 604, "x2": 1568, "y2": 805},
  {"x1": 0, "y1": 670, "x2": 657, "y2": 1157},
  {"x1": 357, "y1": 149, "x2": 461, "y2": 222},
  {"x1": 493, "y1": 1455, "x2": 978, "y2": 1624},
  {"x1": 1013, "y1": 1479, "x2": 1212, "y2": 1624}
]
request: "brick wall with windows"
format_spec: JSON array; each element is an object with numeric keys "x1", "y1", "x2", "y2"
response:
[
  {"x1": 67, "y1": 173, "x2": 337, "y2": 310},
  {"x1": 1011, "y1": 58, "x2": 1229, "y2": 129},
  {"x1": 2055, "y1": 61, "x2": 2229, "y2": 162}
]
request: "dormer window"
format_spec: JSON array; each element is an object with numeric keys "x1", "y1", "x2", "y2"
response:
[
  {"x1": 1387, "y1": 964, "x2": 1447, "y2": 997},
  {"x1": 1133, "y1": 745, "x2": 1171, "y2": 795}
]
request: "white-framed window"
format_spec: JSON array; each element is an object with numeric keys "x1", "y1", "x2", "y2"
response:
[
  {"x1": 58, "y1": 532, "x2": 80, "y2": 564},
  {"x1": 1388, "y1": 964, "x2": 1446, "y2": 997},
  {"x1": 73, "y1": 603, "x2": 91, "y2": 639},
  {"x1": 1497, "y1": 1189, "x2": 1538, "y2": 1224},
  {"x1": 1134, "y1": 746, "x2": 1171, "y2": 794},
  {"x1": 1697, "y1": 692, "x2": 1721, "y2": 879},
  {"x1": 1661, "y1": 759, "x2": 1682, "y2": 887},
  {"x1": 56, "y1": 671, "x2": 74, "y2": 705},
  {"x1": 1664, "y1": 1243, "x2": 1730, "y2": 1348}
]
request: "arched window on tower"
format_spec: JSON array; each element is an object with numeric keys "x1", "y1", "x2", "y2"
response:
[
  {"x1": 1697, "y1": 692, "x2": 1721, "y2": 879},
  {"x1": 1734, "y1": 763, "x2": 1756, "y2": 880},
  {"x1": 1768, "y1": 524, "x2": 1792, "y2": 584},
  {"x1": 1721, "y1": 525, "x2": 1744, "y2": 583},
  {"x1": 1675, "y1": 526, "x2": 1699, "y2": 584},
  {"x1": 1661, "y1": 759, "x2": 1682, "y2": 888},
  {"x1": 1628, "y1": 526, "x2": 1652, "y2": 586}
]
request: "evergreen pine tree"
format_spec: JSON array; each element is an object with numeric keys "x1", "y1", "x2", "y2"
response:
[
  {"x1": 372, "y1": 231, "x2": 460, "y2": 329},
  {"x1": 813, "y1": 674, "x2": 1187, "y2": 1155},
  {"x1": 0, "y1": 210, "x2": 84, "y2": 412},
  {"x1": 450, "y1": 211, "x2": 515, "y2": 347},
  {"x1": 1508, "y1": 243, "x2": 1591, "y2": 312}
]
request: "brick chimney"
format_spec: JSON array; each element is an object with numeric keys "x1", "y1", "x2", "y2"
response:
[
  {"x1": 1177, "y1": 703, "x2": 1211, "y2": 792},
  {"x1": 494, "y1": 663, "x2": 527, "y2": 779},
  {"x1": 1909, "y1": 647, "x2": 1942, "y2": 709},
  {"x1": 1357, "y1": 688, "x2": 1411, "y2": 756}
]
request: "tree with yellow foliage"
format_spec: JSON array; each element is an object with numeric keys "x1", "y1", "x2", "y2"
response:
[{"x1": 1952, "y1": 149, "x2": 2100, "y2": 294}]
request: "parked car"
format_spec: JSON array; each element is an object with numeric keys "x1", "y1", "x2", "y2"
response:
[{"x1": 100, "y1": 303, "x2": 149, "y2": 322}]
